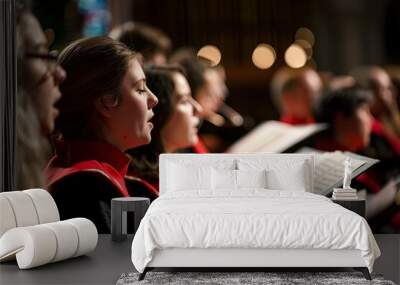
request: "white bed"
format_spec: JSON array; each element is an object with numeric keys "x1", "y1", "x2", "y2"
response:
[{"x1": 131, "y1": 154, "x2": 380, "y2": 280}]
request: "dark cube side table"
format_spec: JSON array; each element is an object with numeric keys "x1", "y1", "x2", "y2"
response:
[
  {"x1": 331, "y1": 198, "x2": 366, "y2": 218},
  {"x1": 111, "y1": 197, "x2": 150, "y2": 242}
]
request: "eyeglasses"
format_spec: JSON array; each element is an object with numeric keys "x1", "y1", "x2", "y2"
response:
[
  {"x1": 24, "y1": 50, "x2": 59, "y2": 73},
  {"x1": 25, "y1": 50, "x2": 58, "y2": 60}
]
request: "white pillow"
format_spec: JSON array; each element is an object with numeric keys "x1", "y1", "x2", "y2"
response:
[
  {"x1": 211, "y1": 169, "x2": 268, "y2": 190},
  {"x1": 266, "y1": 167, "x2": 307, "y2": 191},
  {"x1": 237, "y1": 159, "x2": 311, "y2": 192},
  {"x1": 236, "y1": 169, "x2": 268, "y2": 189},
  {"x1": 167, "y1": 163, "x2": 211, "y2": 191},
  {"x1": 211, "y1": 168, "x2": 237, "y2": 190}
]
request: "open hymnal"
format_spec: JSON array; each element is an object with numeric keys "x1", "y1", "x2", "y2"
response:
[
  {"x1": 227, "y1": 121, "x2": 327, "y2": 153},
  {"x1": 297, "y1": 147, "x2": 379, "y2": 196}
]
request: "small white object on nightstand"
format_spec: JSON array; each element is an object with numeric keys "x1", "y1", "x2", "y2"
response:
[{"x1": 332, "y1": 157, "x2": 358, "y2": 200}]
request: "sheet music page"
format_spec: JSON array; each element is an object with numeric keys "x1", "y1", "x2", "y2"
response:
[
  {"x1": 313, "y1": 151, "x2": 365, "y2": 194},
  {"x1": 227, "y1": 121, "x2": 327, "y2": 153},
  {"x1": 297, "y1": 147, "x2": 379, "y2": 195}
]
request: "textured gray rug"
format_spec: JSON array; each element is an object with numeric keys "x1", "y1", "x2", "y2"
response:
[{"x1": 116, "y1": 271, "x2": 395, "y2": 285}]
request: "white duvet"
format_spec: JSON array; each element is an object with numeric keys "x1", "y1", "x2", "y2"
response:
[{"x1": 131, "y1": 190, "x2": 380, "y2": 273}]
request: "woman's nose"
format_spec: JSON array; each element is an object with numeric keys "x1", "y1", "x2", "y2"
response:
[
  {"x1": 147, "y1": 89, "x2": 158, "y2": 109},
  {"x1": 53, "y1": 65, "x2": 66, "y2": 86},
  {"x1": 190, "y1": 97, "x2": 203, "y2": 116}
]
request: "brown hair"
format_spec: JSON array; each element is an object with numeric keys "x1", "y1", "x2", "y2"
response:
[
  {"x1": 109, "y1": 22, "x2": 171, "y2": 62},
  {"x1": 16, "y1": 6, "x2": 49, "y2": 189},
  {"x1": 169, "y1": 48, "x2": 213, "y2": 98},
  {"x1": 55, "y1": 36, "x2": 136, "y2": 140}
]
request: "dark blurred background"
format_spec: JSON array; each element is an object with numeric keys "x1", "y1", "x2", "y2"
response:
[{"x1": 32, "y1": 0, "x2": 400, "y2": 125}]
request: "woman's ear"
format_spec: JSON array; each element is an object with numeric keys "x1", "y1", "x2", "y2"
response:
[{"x1": 94, "y1": 96, "x2": 116, "y2": 118}]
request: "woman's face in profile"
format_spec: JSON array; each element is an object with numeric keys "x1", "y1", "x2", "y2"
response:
[
  {"x1": 20, "y1": 13, "x2": 66, "y2": 135},
  {"x1": 370, "y1": 69, "x2": 395, "y2": 116},
  {"x1": 195, "y1": 69, "x2": 226, "y2": 118},
  {"x1": 105, "y1": 58, "x2": 158, "y2": 151},
  {"x1": 161, "y1": 72, "x2": 201, "y2": 151}
]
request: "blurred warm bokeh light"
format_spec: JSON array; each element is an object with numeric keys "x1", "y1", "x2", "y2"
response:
[
  {"x1": 197, "y1": 45, "x2": 222, "y2": 66},
  {"x1": 285, "y1": 43, "x2": 307, "y2": 68},
  {"x1": 252, "y1": 44, "x2": 276, "y2": 70},
  {"x1": 295, "y1": 27, "x2": 315, "y2": 46}
]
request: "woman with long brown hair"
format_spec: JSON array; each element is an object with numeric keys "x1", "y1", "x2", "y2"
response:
[
  {"x1": 45, "y1": 37, "x2": 158, "y2": 233},
  {"x1": 127, "y1": 65, "x2": 201, "y2": 191},
  {"x1": 16, "y1": 2, "x2": 66, "y2": 189}
]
